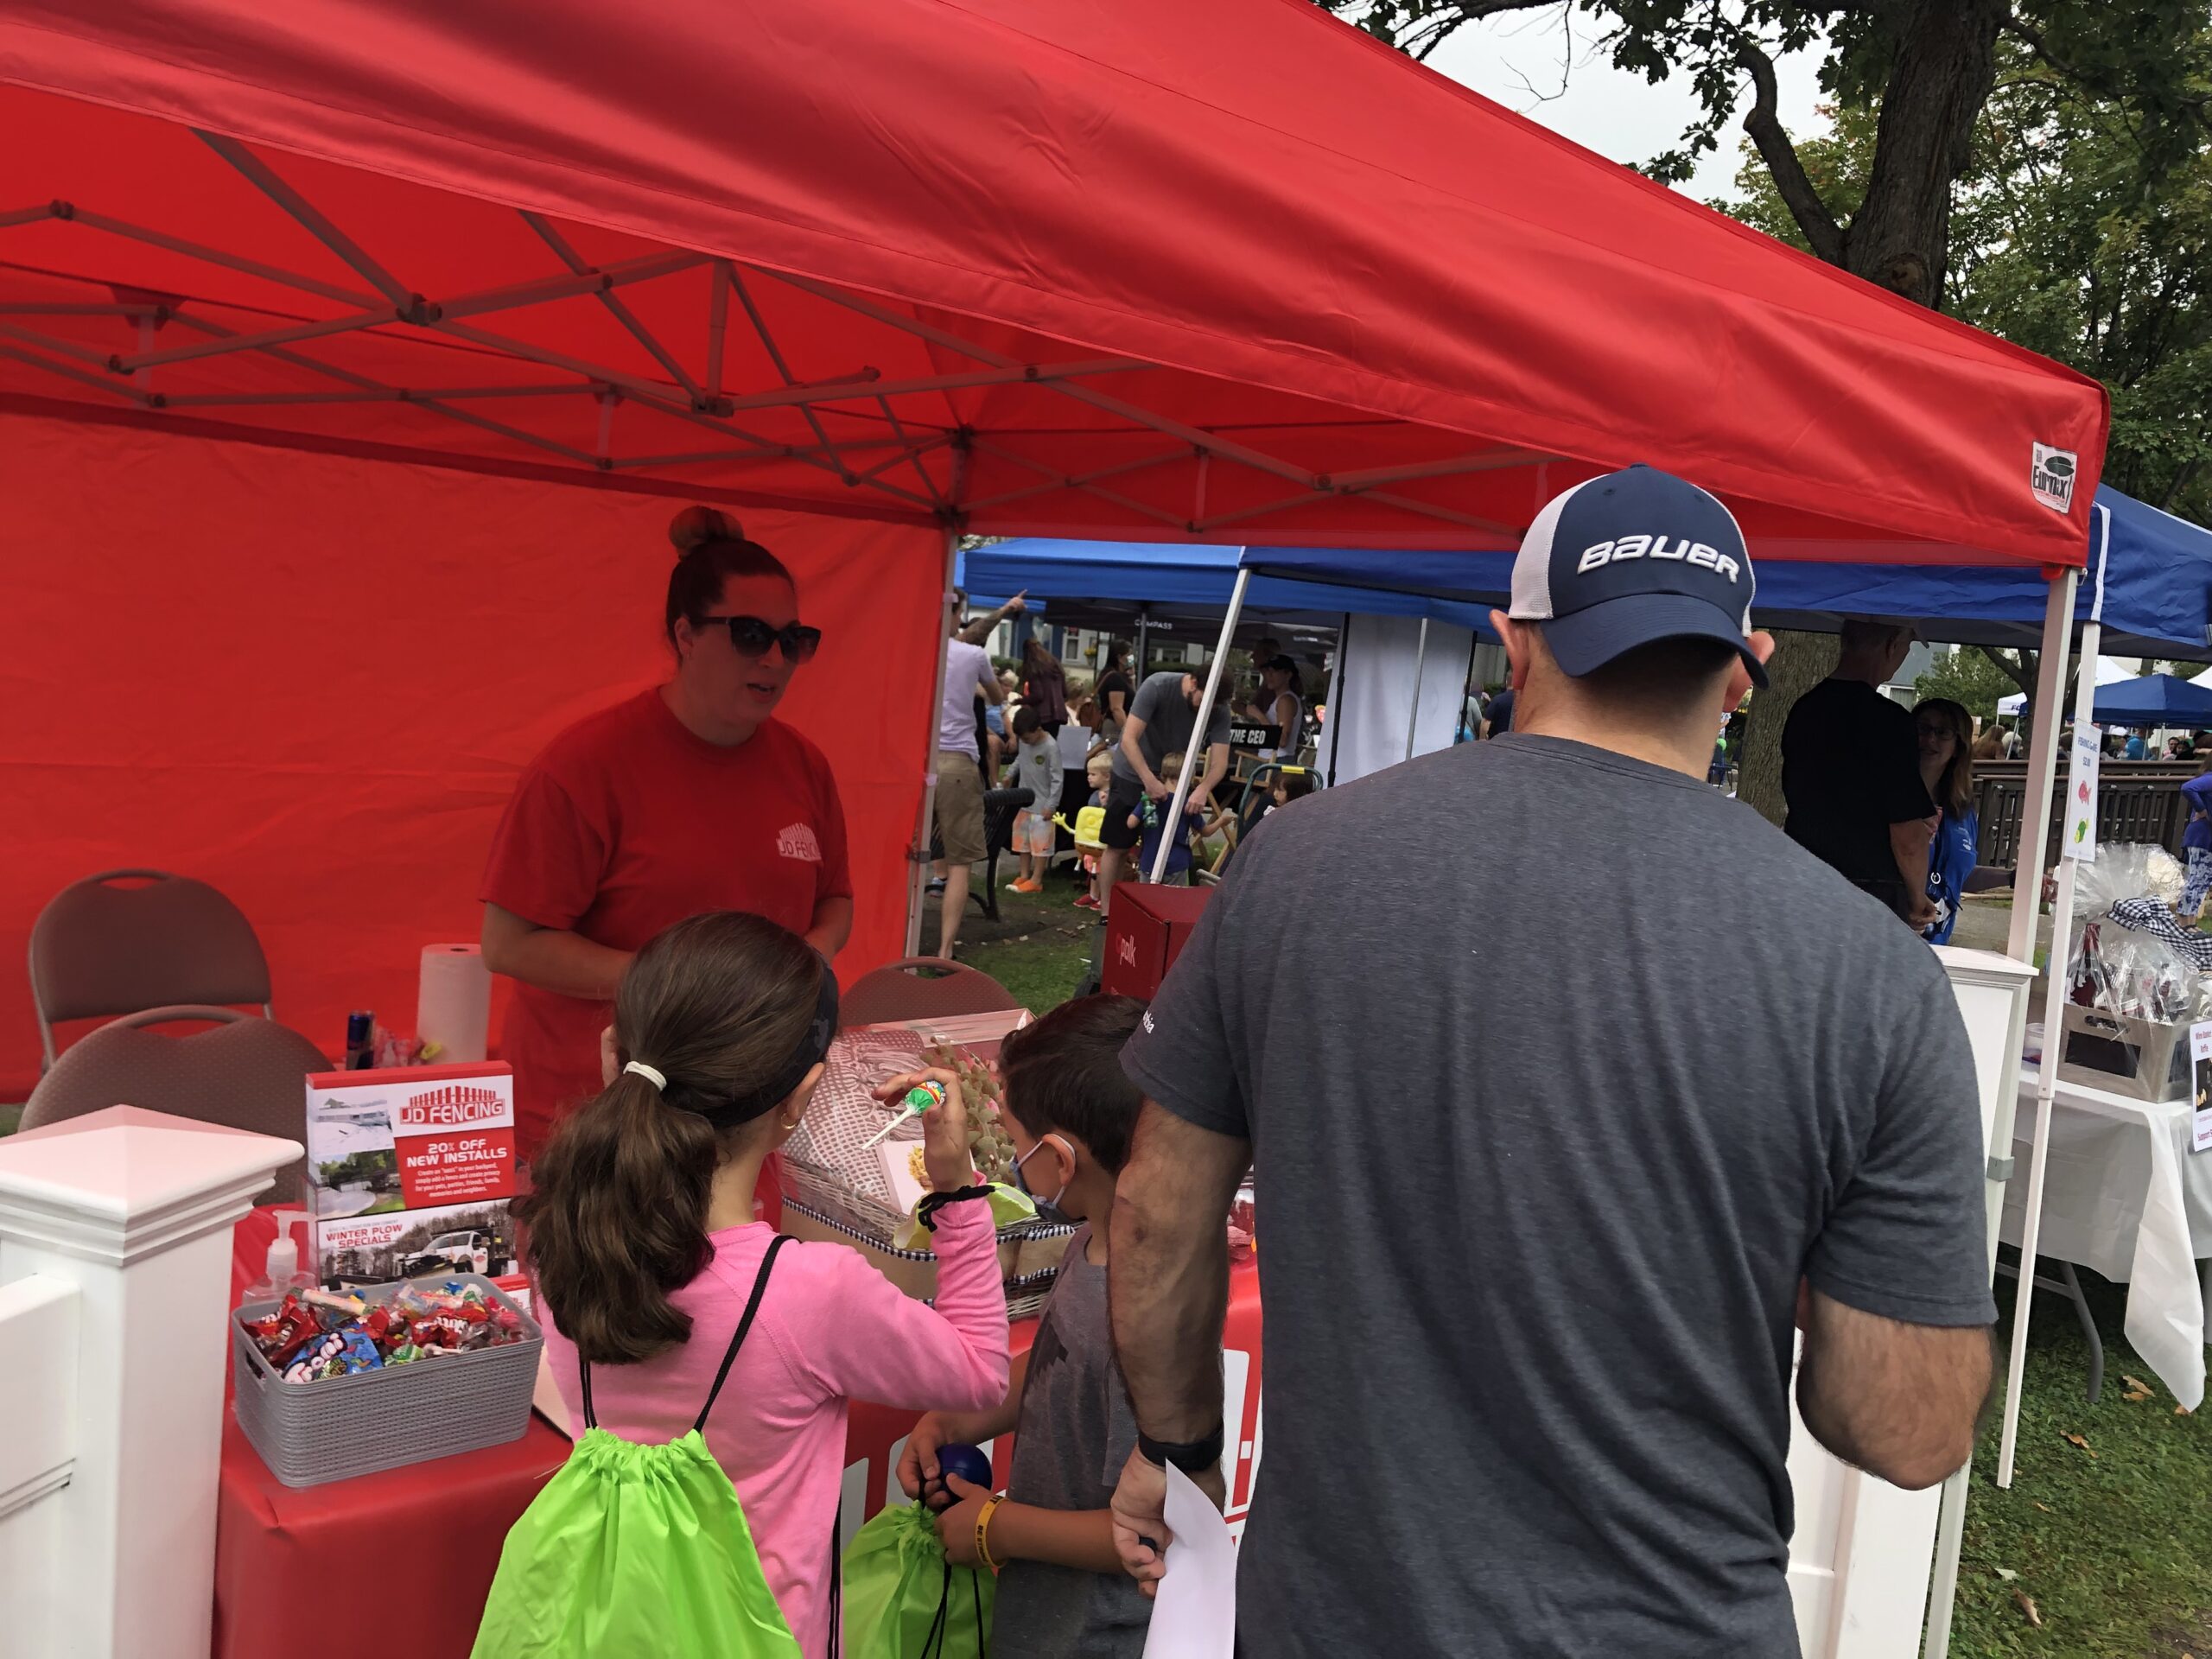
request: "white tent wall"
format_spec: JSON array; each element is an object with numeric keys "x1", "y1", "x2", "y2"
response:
[{"x1": 1322, "y1": 614, "x2": 1475, "y2": 785}]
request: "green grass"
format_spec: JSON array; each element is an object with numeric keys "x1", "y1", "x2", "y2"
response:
[
  {"x1": 1951, "y1": 1269, "x2": 2212, "y2": 1656},
  {"x1": 942, "y1": 865, "x2": 1097, "y2": 1013}
]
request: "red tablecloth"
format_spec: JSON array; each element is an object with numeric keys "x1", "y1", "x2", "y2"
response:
[{"x1": 215, "y1": 1211, "x2": 1262, "y2": 1659}]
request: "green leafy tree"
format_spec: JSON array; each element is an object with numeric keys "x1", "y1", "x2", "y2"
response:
[
  {"x1": 1719, "y1": 59, "x2": 2212, "y2": 524},
  {"x1": 1913, "y1": 645, "x2": 2022, "y2": 720},
  {"x1": 1327, "y1": 1, "x2": 2211, "y2": 818}
]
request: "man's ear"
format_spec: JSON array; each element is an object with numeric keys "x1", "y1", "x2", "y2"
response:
[
  {"x1": 1491, "y1": 612, "x2": 1534, "y2": 690},
  {"x1": 1722, "y1": 631, "x2": 1777, "y2": 715}
]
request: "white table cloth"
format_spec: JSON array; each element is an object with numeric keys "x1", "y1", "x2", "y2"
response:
[{"x1": 2002, "y1": 1075, "x2": 2212, "y2": 1407}]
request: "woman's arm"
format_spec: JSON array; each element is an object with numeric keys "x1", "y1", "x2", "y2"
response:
[
  {"x1": 480, "y1": 902, "x2": 630, "y2": 1000},
  {"x1": 806, "y1": 893, "x2": 854, "y2": 960}
]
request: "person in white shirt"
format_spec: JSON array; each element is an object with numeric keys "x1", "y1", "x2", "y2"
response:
[{"x1": 935, "y1": 617, "x2": 1002, "y2": 958}]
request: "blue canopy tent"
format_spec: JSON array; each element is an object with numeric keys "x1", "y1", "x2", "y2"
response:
[
  {"x1": 1238, "y1": 486, "x2": 2212, "y2": 660},
  {"x1": 959, "y1": 537, "x2": 1498, "y2": 641},
  {"x1": 2088, "y1": 674, "x2": 2212, "y2": 728}
]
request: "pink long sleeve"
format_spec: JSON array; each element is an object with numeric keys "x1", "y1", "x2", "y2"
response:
[{"x1": 786, "y1": 1199, "x2": 1010, "y2": 1411}]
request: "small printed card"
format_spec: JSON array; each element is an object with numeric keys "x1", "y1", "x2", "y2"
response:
[{"x1": 2191, "y1": 1022, "x2": 2212, "y2": 1153}]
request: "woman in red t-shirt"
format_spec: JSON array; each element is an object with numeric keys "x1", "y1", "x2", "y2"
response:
[{"x1": 480, "y1": 507, "x2": 854, "y2": 1155}]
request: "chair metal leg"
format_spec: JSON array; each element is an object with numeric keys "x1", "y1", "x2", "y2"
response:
[
  {"x1": 1993, "y1": 1249, "x2": 2105, "y2": 1405},
  {"x1": 2055, "y1": 1260, "x2": 2103, "y2": 1404}
]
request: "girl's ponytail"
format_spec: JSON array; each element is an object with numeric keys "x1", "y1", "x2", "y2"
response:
[{"x1": 517, "y1": 911, "x2": 827, "y2": 1365}]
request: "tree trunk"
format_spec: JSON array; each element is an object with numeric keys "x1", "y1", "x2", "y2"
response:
[
  {"x1": 1843, "y1": 0, "x2": 2007, "y2": 303},
  {"x1": 1734, "y1": 627, "x2": 1838, "y2": 827},
  {"x1": 1734, "y1": 4, "x2": 2005, "y2": 816}
]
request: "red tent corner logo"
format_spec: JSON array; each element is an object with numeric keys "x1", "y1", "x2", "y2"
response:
[{"x1": 2032, "y1": 443, "x2": 2077, "y2": 512}]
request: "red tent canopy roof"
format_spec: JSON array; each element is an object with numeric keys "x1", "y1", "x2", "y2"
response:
[{"x1": 0, "y1": 0, "x2": 2107, "y2": 561}]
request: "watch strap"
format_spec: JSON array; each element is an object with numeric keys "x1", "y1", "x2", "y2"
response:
[{"x1": 1137, "y1": 1423, "x2": 1224, "y2": 1473}]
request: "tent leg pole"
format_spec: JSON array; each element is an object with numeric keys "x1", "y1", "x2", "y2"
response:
[
  {"x1": 1923, "y1": 567, "x2": 2080, "y2": 1655},
  {"x1": 1327, "y1": 614, "x2": 1350, "y2": 786},
  {"x1": 2006, "y1": 573, "x2": 2079, "y2": 961},
  {"x1": 905, "y1": 528, "x2": 962, "y2": 959},
  {"x1": 1151, "y1": 569, "x2": 1248, "y2": 883},
  {"x1": 1997, "y1": 602, "x2": 2101, "y2": 1490},
  {"x1": 1136, "y1": 610, "x2": 1148, "y2": 677},
  {"x1": 1403, "y1": 617, "x2": 1431, "y2": 762}
]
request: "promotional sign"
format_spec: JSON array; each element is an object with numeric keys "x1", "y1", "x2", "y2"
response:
[
  {"x1": 2062, "y1": 723, "x2": 2102, "y2": 861},
  {"x1": 304, "y1": 1062, "x2": 519, "y2": 1287}
]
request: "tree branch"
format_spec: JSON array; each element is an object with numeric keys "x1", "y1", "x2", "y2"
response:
[{"x1": 1738, "y1": 35, "x2": 1847, "y2": 265}]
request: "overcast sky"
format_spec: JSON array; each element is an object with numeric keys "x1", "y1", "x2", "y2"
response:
[{"x1": 1417, "y1": 9, "x2": 1829, "y2": 204}]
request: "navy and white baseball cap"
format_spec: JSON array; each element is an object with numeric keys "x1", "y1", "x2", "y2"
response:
[{"x1": 1509, "y1": 464, "x2": 1766, "y2": 687}]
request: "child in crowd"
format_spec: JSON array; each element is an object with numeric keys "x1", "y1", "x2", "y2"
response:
[
  {"x1": 1128, "y1": 751, "x2": 1196, "y2": 882},
  {"x1": 1264, "y1": 769, "x2": 1313, "y2": 818},
  {"x1": 496, "y1": 912, "x2": 1007, "y2": 1657},
  {"x1": 1075, "y1": 752, "x2": 1114, "y2": 912},
  {"x1": 1007, "y1": 704, "x2": 1060, "y2": 895},
  {"x1": 899, "y1": 995, "x2": 1154, "y2": 1658}
]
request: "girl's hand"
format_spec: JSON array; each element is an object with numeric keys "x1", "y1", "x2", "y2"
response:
[
  {"x1": 599, "y1": 1025, "x2": 619, "y2": 1088},
  {"x1": 934, "y1": 1475, "x2": 993, "y2": 1566},
  {"x1": 872, "y1": 1066, "x2": 974, "y2": 1195},
  {"x1": 898, "y1": 1413, "x2": 950, "y2": 1504}
]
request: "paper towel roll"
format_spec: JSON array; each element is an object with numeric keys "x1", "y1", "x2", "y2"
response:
[{"x1": 417, "y1": 943, "x2": 491, "y2": 1063}]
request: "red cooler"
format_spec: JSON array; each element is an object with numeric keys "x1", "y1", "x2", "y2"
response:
[{"x1": 1101, "y1": 885, "x2": 1212, "y2": 999}]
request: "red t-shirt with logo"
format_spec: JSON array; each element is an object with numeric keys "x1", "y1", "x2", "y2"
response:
[{"x1": 480, "y1": 689, "x2": 851, "y2": 1153}]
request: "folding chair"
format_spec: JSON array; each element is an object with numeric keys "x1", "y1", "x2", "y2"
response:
[
  {"x1": 29, "y1": 869, "x2": 273, "y2": 1066},
  {"x1": 838, "y1": 959, "x2": 1023, "y2": 1030},
  {"x1": 21, "y1": 1006, "x2": 327, "y2": 1203}
]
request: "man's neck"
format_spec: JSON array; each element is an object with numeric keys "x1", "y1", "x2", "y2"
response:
[
  {"x1": 1514, "y1": 709, "x2": 1711, "y2": 781},
  {"x1": 1828, "y1": 655, "x2": 1886, "y2": 687}
]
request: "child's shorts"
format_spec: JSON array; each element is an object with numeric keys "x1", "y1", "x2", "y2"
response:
[{"x1": 1012, "y1": 809, "x2": 1054, "y2": 856}]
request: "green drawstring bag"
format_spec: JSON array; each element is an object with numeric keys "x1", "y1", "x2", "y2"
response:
[
  {"x1": 842, "y1": 1496, "x2": 995, "y2": 1658},
  {"x1": 473, "y1": 1236, "x2": 811, "y2": 1659}
]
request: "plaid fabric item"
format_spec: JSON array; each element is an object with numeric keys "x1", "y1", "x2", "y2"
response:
[{"x1": 2106, "y1": 896, "x2": 2212, "y2": 969}]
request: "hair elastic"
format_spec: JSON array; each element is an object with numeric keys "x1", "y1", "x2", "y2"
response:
[{"x1": 623, "y1": 1060, "x2": 668, "y2": 1090}]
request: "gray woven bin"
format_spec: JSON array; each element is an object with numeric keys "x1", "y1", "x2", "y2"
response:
[{"x1": 232, "y1": 1274, "x2": 543, "y2": 1488}]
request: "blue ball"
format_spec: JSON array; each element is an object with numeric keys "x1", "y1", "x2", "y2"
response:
[{"x1": 935, "y1": 1442, "x2": 994, "y2": 1493}]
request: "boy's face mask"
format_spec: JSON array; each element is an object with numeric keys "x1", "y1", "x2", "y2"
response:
[{"x1": 1014, "y1": 1132, "x2": 1075, "y2": 1219}]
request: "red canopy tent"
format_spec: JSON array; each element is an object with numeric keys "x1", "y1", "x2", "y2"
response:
[{"x1": 0, "y1": 0, "x2": 2107, "y2": 1092}]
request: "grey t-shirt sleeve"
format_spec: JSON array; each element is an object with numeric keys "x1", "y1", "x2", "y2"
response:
[
  {"x1": 1805, "y1": 982, "x2": 1997, "y2": 1326},
  {"x1": 1200, "y1": 696, "x2": 1231, "y2": 749},
  {"x1": 1120, "y1": 860, "x2": 1250, "y2": 1141},
  {"x1": 1129, "y1": 671, "x2": 1175, "y2": 728}
]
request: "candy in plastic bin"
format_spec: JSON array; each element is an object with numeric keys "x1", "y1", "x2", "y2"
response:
[
  {"x1": 247, "y1": 1298, "x2": 321, "y2": 1366},
  {"x1": 335, "y1": 1327, "x2": 384, "y2": 1375},
  {"x1": 385, "y1": 1342, "x2": 426, "y2": 1366},
  {"x1": 303, "y1": 1287, "x2": 370, "y2": 1325},
  {"x1": 283, "y1": 1330, "x2": 350, "y2": 1383}
]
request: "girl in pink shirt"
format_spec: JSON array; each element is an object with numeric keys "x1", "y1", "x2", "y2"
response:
[{"x1": 518, "y1": 912, "x2": 1009, "y2": 1656}]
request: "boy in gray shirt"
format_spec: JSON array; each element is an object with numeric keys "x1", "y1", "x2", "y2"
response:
[{"x1": 898, "y1": 996, "x2": 1152, "y2": 1657}]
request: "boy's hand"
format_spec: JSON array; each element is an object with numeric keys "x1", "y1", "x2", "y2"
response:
[
  {"x1": 873, "y1": 1065, "x2": 974, "y2": 1195},
  {"x1": 934, "y1": 1474, "x2": 994, "y2": 1566},
  {"x1": 898, "y1": 1414, "x2": 950, "y2": 1504}
]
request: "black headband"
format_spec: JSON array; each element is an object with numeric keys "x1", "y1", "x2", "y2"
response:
[{"x1": 665, "y1": 958, "x2": 839, "y2": 1130}]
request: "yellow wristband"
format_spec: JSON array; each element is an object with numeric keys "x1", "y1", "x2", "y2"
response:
[{"x1": 975, "y1": 1493, "x2": 1008, "y2": 1574}]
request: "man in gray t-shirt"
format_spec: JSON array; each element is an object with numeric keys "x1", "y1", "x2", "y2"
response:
[
  {"x1": 1098, "y1": 670, "x2": 1232, "y2": 912},
  {"x1": 1105, "y1": 467, "x2": 1995, "y2": 1657}
]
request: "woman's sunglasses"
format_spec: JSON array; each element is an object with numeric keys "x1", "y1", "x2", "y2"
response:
[{"x1": 702, "y1": 613, "x2": 823, "y2": 664}]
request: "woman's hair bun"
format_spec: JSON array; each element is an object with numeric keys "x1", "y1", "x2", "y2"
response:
[{"x1": 670, "y1": 505, "x2": 743, "y2": 555}]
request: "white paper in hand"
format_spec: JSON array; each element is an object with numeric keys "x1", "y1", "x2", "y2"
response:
[{"x1": 1141, "y1": 1461, "x2": 1237, "y2": 1659}]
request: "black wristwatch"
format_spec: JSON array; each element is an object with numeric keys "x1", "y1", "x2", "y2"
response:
[{"x1": 1137, "y1": 1424, "x2": 1225, "y2": 1473}]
